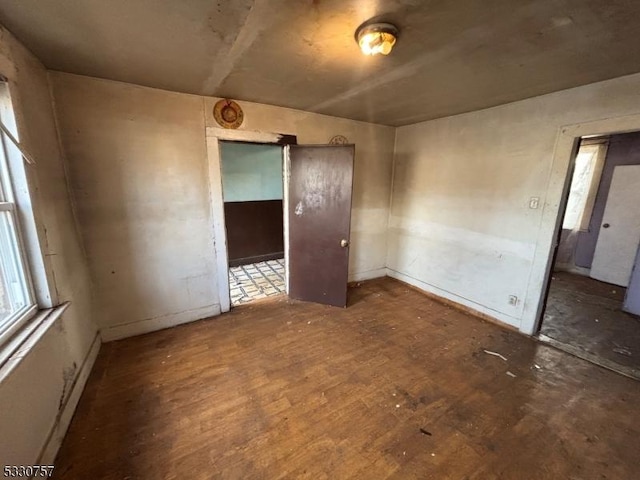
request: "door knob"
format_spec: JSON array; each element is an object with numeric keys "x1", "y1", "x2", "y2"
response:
[
  {"x1": 603, "y1": 223, "x2": 610, "y2": 229},
  {"x1": 340, "y1": 239, "x2": 349, "y2": 247}
]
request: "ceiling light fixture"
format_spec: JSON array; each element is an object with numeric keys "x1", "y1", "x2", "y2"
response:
[{"x1": 355, "y1": 22, "x2": 398, "y2": 56}]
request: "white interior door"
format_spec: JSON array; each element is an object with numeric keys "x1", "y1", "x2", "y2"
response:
[{"x1": 590, "y1": 165, "x2": 640, "y2": 287}]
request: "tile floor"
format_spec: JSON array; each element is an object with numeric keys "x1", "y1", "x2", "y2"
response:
[{"x1": 229, "y1": 258, "x2": 286, "y2": 305}]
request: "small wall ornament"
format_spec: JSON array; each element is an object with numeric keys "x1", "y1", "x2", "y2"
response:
[
  {"x1": 329, "y1": 135, "x2": 349, "y2": 145},
  {"x1": 213, "y1": 99, "x2": 244, "y2": 129}
]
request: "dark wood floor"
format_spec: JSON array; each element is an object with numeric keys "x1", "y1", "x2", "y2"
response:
[
  {"x1": 541, "y1": 271, "x2": 640, "y2": 377},
  {"x1": 54, "y1": 277, "x2": 640, "y2": 479}
]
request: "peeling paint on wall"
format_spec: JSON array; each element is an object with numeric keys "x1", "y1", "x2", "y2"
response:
[{"x1": 59, "y1": 362, "x2": 77, "y2": 410}]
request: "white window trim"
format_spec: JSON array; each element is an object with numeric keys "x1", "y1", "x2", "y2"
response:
[
  {"x1": 579, "y1": 141, "x2": 608, "y2": 231},
  {"x1": 0, "y1": 82, "x2": 40, "y2": 351},
  {"x1": 0, "y1": 304, "x2": 38, "y2": 346},
  {"x1": 561, "y1": 141, "x2": 609, "y2": 233},
  {"x1": 0, "y1": 198, "x2": 37, "y2": 346},
  {"x1": 0, "y1": 303, "x2": 69, "y2": 378}
]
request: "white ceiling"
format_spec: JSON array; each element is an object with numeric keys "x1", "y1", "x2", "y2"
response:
[{"x1": 2, "y1": 0, "x2": 640, "y2": 126}]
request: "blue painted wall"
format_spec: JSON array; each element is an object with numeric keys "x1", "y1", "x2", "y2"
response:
[{"x1": 220, "y1": 142, "x2": 283, "y2": 202}]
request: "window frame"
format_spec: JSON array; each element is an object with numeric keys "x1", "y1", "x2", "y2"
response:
[
  {"x1": 562, "y1": 141, "x2": 608, "y2": 232},
  {"x1": 0, "y1": 86, "x2": 38, "y2": 348},
  {"x1": 578, "y1": 141, "x2": 608, "y2": 231}
]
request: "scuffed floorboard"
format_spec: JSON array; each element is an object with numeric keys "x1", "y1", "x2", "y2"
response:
[
  {"x1": 53, "y1": 277, "x2": 640, "y2": 479},
  {"x1": 541, "y1": 271, "x2": 640, "y2": 378}
]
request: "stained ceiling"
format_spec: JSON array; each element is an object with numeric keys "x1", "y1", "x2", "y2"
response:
[{"x1": 1, "y1": 0, "x2": 640, "y2": 126}]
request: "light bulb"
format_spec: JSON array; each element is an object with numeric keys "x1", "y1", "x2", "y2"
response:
[{"x1": 356, "y1": 27, "x2": 397, "y2": 56}]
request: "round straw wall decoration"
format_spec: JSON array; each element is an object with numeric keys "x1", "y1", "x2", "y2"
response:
[
  {"x1": 329, "y1": 135, "x2": 349, "y2": 145},
  {"x1": 213, "y1": 99, "x2": 244, "y2": 129}
]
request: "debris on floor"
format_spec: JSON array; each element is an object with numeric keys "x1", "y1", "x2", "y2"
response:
[
  {"x1": 613, "y1": 347, "x2": 632, "y2": 357},
  {"x1": 483, "y1": 349, "x2": 508, "y2": 361},
  {"x1": 541, "y1": 271, "x2": 640, "y2": 377},
  {"x1": 506, "y1": 371, "x2": 517, "y2": 378},
  {"x1": 420, "y1": 428, "x2": 432, "y2": 436}
]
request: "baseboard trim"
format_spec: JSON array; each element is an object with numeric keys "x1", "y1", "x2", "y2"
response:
[
  {"x1": 554, "y1": 263, "x2": 591, "y2": 277},
  {"x1": 229, "y1": 253, "x2": 284, "y2": 267},
  {"x1": 348, "y1": 268, "x2": 387, "y2": 282},
  {"x1": 100, "y1": 304, "x2": 221, "y2": 342},
  {"x1": 386, "y1": 268, "x2": 521, "y2": 330},
  {"x1": 37, "y1": 332, "x2": 101, "y2": 465}
]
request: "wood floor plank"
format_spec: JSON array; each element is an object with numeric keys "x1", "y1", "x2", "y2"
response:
[{"x1": 53, "y1": 277, "x2": 640, "y2": 479}]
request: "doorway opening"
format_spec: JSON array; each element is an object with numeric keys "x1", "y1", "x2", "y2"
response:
[
  {"x1": 539, "y1": 132, "x2": 640, "y2": 379},
  {"x1": 219, "y1": 141, "x2": 286, "y2": 306}
]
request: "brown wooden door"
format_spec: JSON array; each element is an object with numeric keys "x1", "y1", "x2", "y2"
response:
[{"x1": 287, "y1": 144, "x2": 355, "y2": 307}]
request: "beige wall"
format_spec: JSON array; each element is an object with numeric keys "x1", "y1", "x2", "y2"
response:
[
  {"x1": 50, "y1": 73, "x2": 395, "y2": 339},
  {"x1": 389, "y1": 72, "x2": 640, "y2": 333},
  {"x1": 0, "y1": 27, "x2": 97, "y2": 464}
]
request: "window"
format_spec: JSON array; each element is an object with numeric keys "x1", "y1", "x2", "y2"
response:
[
  {"x1": 563, "y1": 141, "x2": 608, "y2": 231},
  {"x1": 0, "y1": 81, "x2": 36, "y2": 345}
]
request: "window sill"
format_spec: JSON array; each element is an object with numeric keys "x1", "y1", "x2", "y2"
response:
[{"x1": 0, "y1": 302, "x2": 70, "y2": 382}]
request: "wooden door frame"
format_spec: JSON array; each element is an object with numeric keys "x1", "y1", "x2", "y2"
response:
[
  {"x1": 524, "y1": 113, "x2": 640, "y2": 335},
  {"x1": 205, "y1": 127, "x2": 297, "y2": 313}
]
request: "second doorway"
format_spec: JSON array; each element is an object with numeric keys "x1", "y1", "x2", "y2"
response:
[{"x1": 220, "y1": 141, "x2": 286, "y2": 306}]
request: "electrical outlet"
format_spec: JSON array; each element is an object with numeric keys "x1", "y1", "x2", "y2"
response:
[
  {"x1": 508, "y1": 295, "x2": 518, "y2": 306},
  {"x1": 529, "y1": 197, "x2": 540, "y2": 209}
]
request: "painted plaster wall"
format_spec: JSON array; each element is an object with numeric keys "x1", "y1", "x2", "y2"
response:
[
  {"x1": 390, "y1": 72, "x2": 640, "y2": 333},
  {"x1": 0, "y1": 27, "x2": 97, "y2": 465},
  {"x1": 220, "y1": 142, "x2": 283, "y2": 202},
  {"x1": 50, "y1": 74, "x2": 217, "y2": 340},
  {"x1": 50, "y1": 73, "x2": 395, "y2": 339}
]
